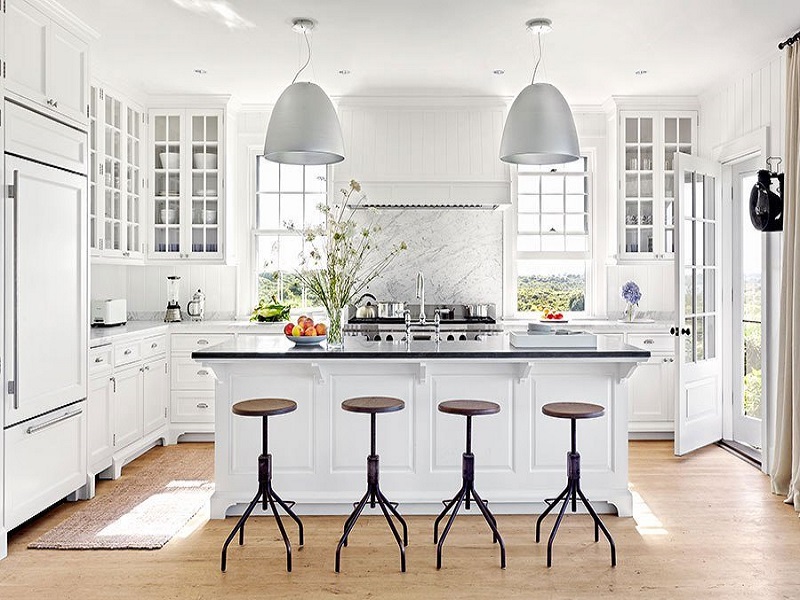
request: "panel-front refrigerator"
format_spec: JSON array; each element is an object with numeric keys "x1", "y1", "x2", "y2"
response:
[{"x1": 3, "y1": 100, "x2": 88, "y2": 530}]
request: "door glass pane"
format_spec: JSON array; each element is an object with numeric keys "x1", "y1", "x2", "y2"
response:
[
  {"x1": 684, "y1": 317, "x2": 695, "y2": 363},
  {"x1": 684, "y1": 268, "x2": 694, "y2": 314},
  {"x1": 741, "y1": 173, "x2": 762, "y2": 418},
  {"x1": 696, "y1": 317, "x2": 705, "y2": 361},
  {"x1": 704, "y1": 268, "x2": 716, "y2": 313},
  {"x1": 705, "y1": 316, "x2": 716, "y2": 360}
]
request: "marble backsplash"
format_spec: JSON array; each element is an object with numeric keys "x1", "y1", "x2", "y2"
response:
[{"x1": 353, "y1": 208, "x2": 504, "y2": 306}]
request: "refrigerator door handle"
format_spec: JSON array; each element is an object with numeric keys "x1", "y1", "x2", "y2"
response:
[
  {"x1": 25, "y1": 408, "x2": 83, "y2": 435},
  {"x1": 8, "y1": 169, "x2": 19, "y2": 409}
]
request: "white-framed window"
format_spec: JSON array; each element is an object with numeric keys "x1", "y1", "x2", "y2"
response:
[
  {"x1": 511, "y1": 155, "x2": 593, "y2": 316},
  {"x1": 252, "y1": 155, "x2": 327, "y2": 308}
]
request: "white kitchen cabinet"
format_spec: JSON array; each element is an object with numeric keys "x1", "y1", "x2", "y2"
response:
[
  {"x1": 625, "y1": 332, "x2": 675, "y2": 433},
  {"x1": 87, "y1": 372, "x2": 114, "y2": 474},
  {"x1": 113, "y1": 364, "x2": 144, "y2": 449},
  {"x1": 4, "y1": 403, "x2": 87, "y2": 530},
  {"x1": 147, "y1": 108, "x2": 225, "y2": 261},
  {"x1": 4, "y1": 0, "x2": 88, "y2": 126},
  {"x1": 143, "y1": 357, "x2": 169, "y2": 435},
  {"x1": 617, "y1": 110, "x2": 696, "y2": 261},
  {"x1": 168, "y1": 332, "x2": 233, "y2": 442},
  {"x1": 89, "y1": 84, "x2": 145, "y2": 261}
]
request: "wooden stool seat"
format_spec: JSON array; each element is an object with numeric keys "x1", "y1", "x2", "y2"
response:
[
  {"x1": 341, "y1": 396, "x2": 405, "y2": 414},
  {"x1": 232, "y1": 398, "x2": 297, "y2": 417},
  {"x1": 542, "y1": 402, "x2": 604, "y2": 420},
  {"x1": 438, "y1": 400, "x2": 500, "y2": 417}
]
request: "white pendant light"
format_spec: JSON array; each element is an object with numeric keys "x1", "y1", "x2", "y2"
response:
[
  {"x1": 264, "y1": 19, "x2": 345, "y2": 165},
  {"x1": 500, "y1": 18, "x2": 580, "y2": 165}
]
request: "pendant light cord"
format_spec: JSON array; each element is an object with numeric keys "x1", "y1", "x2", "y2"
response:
[
  {"x1": 531, "y1": 32, "x2": 543, "y2": 85},
  {"x1": 291, "y1": 29, "x2": 312, "y2": 84}
]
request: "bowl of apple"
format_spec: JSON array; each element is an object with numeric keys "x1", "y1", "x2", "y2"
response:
[{"x1": 283, "y1": 315, "x2": 327, "y2": 345}]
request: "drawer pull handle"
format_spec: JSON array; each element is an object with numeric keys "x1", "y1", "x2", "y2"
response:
[
  {"x1": 94, "y1": 357, "x2": 104, "y2": 363},
  {"x1": 124, "y1": 349, "x2": 132, "y2": 355},
  {"x1": 26, "y1": 409, "x2": 82, "y2": 435},
  {"x1": 197, "y1": 339, "x2": 209, "y2": 345},
  {"x1": 196, "y1": 402, "x2": 209, "y2": 409},
  {"x1": 151, "y1": 342, "x2": 158, "y2": 349},
  {"x1": 643, "y1": 339, "x2": 655, "y2": 345},
  {"x1": 197, "y1": 369, "x2": 209, "y2": 376}
]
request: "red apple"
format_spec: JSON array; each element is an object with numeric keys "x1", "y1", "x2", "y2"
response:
[
  {"x1": 304, "y1": 326, "x2": 317, "y2": 337},
  {"x1": 315, "y1": 323, "x2": 327, "y2": 336},
  {"x1": 283, "y1": 322, "x2": 295, "y2": 335}
]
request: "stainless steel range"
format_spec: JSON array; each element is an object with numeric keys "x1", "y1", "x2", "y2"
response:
[{"x1": 344, "y1": 303, "x2": 503, "y2": 342}]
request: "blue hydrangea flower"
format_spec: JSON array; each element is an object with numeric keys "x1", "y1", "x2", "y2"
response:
[{"x1": 621, "y1": 281, "x2": 642, "y2": 305}]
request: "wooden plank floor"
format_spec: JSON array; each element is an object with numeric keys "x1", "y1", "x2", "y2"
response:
[{"x1": 1, "y1": 441, "x2": 799, "y2": 599}]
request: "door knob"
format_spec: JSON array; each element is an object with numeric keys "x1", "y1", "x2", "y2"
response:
[
  {"x1": 670, "y1": 326, "x2": 679, "y2": 336},
  {"x1": 681, "y1": 327, "x2": 691, "y2": 336}
]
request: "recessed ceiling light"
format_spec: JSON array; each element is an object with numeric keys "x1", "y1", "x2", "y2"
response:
[
  {"x1": 338, "y1": 69, "x2": 351, "y2": 75},
  {"x1": 194, "y1": 68, "x2": 207, "y2": 75},
  {"x1": 635, "y1": 69, "x2": 648, "y2": 76},
  {"x1": 493, "y1": 69, "x2": 505, "y2": 75}
]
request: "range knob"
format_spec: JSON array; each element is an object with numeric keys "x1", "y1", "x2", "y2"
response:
[
  {"x1": 374, "y1": 334, "x2": 382, "y2": 342},
  {"x1": 459, "y1": 334, "x2": 467, "y2": 341},
  {"x1": 446, "y1": 334, "x2": 455, "y2": 342},
  {"x1": 386, "y1": 334, "x2": 394, "y2": 342}
]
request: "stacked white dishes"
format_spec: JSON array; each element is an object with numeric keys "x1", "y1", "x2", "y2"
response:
[
  {"x1": 159, "y1": 152, "x2": 179, "y2": 169},
  {"x1": 160, "y1": 208, "x2": 179, "y2": 224},
  {"x1": 193, "y1": 153, "x2": 218, "y2": 169}
]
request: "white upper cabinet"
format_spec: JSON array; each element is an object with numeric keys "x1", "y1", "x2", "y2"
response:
[
  {"x1": 606, "y1": 98, "x2": 698, "y2": 262},
  {"x1": 334, "y1": 99, "x2": 510, "y2": 208},
  {"x1": 89, "y1": 84, "x2": 145, "y2": 262},
  {"x1": 147, "y1": 107, "x2": 226, "y2": 261},
  {"x1": 4, "y1": 0, "x2": 89, "y2": 126}
]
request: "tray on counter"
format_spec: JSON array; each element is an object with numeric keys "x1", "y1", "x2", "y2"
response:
[{"x1": 509, "y1": 331, "x2": 597, "y2": 349}]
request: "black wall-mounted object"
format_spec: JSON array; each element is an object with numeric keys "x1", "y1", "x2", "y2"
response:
[{"x1": 749, "y1": 167, "x2": 784, "y2": 232}]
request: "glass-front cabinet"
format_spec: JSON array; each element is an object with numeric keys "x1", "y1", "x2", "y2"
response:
[
  {"x1": 88, "y1": 84, "x2": 145, "y2": 261},
  {"x1": 149, "y1": 109, "x2": 224, "y2": 261},
  {"x1": 618, "y1": 110, "x2": 696, "y2": 261}
]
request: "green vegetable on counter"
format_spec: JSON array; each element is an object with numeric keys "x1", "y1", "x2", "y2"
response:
[{"x1": 250, "y1": 296, "x2": 291, "y2": 322}]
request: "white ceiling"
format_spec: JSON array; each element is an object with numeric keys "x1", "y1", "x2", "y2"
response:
[{"x1": 58, "y1": 0, "x2": 800, "y2": 105}]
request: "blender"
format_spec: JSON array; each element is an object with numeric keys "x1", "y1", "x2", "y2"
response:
[{"x1": 164, "y1": 275, "x2": 182, "y2": 322}]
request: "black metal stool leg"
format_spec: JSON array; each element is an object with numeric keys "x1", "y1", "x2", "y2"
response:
[
  {"x1": 377, "y1": 489, "x2": 409, "y2": 547},
  {"x1": 436, "y1": 487, "x2": 466, "y2": 569},
  {"x1": 576, "y1": 485, "x2": 617, "y2": 567},
  {"x1": 221, "y1": 488, "x2": 262, "y2": 572},
  {"x1": 266, "y1": 491, "x2": 293, "y2": 572},
  {"x1": 376, "y1": 492, "x2": 407, "y2": 572},
  {"x1": 271, "y1": 489, "x2": 304, "y2": 546},
  {"x1": 470, "y1": 488, "x2": 506, "y2": 568},
  {"x1": 546, "y1": 482, "x2": 574, "y2": 568},
  {"x1": 336, "y1": 490, "x2": 369, "y2": 571},
  {"x1": 434, "y1": 487, "x2": 464, "y2": 544},
  {"x1": 535, "y1": 484, "x2": 570, "y2": 543}
]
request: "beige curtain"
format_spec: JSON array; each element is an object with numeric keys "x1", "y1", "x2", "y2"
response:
[{"x1": 772, "y1": 43, "x2": 800, "y2": 510}]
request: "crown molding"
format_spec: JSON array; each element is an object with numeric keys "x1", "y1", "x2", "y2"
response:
[{"x1": 28, "y1": 0, "x2": 99, "y2": 40}]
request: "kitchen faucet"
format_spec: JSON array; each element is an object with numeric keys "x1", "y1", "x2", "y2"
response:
[{"x1": 416, "y1": 271, "x2": 426, "y2": 323}]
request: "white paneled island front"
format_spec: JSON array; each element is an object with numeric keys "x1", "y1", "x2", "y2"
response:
[{"x1": 194, "y1": 335, "x2": 649, "y2": 519}]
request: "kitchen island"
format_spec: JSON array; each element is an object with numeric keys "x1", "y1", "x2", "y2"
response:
[{"x1": 194, "y1": 335, "x2": 649, "y2": 518}]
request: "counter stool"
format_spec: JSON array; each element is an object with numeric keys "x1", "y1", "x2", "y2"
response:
[
  {"x1": 221, "y1": 398, "x2": 304, "y2": 573},
  {"x1": 335, "y1": 396, "x2": 409, "y2": 573},
  {"x1": 536, "y1": 402, "x2": 616, "y2": 567},
  {"x1": 434, "y1": 400, "x2": 506, "y2": 569}
]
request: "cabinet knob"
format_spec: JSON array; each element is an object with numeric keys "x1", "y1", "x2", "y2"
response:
[
  {"x1": 53, "y1": 100, "x2": 58, "y2": 108},
  {"x1": 124, "y1": 349, "x2": 132, "y2": 355},
  {"x1": 94, "y1": 356, "x2": 103, "y2": 363},
  {"x1": 151, "y1": 342, "x2": 158, "y2": 349},
  {"x1": 196, "y1": 402, "x2": 209, "y2": 409}
]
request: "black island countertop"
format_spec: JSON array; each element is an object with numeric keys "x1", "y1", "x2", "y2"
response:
[{"x1": 192, "y1": 333, "x2": 651, "y2": 361}]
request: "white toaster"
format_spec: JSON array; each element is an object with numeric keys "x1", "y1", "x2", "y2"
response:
[{"x1": 91, "y1": 298, "x2": 128, "y2": 326}]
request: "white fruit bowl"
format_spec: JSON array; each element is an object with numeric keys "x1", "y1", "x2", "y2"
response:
[
  {"x1": 285, "y1": 334, "x2": 326, "y2": 346},
  {"x1": 160, "y1": 208, "x2": 179, "y2": 224}
]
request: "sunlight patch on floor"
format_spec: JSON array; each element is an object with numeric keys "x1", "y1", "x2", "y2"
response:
[{"x1": 630, "y1": 485, "x2": 668, "y2": 536}]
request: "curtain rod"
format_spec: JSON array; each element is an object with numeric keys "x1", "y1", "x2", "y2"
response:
[{"x1": 779, "y1": 29, "x2": 800, "y2": 50}]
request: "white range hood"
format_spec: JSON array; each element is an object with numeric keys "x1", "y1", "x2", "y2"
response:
[{"x1": 333, "y1": 99, "x2": 511, "y2": 209}]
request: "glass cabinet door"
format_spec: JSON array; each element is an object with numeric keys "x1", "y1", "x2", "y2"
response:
[
  {"x1": 125, "y1": 106, "x2": 142, "y2": 255},
  {"x1": 662, "y1": 116, "x2": 694, "y2": 254},
  {"x1": 103, "y1": 93, "x2": 123, "y2": 253},
  {"x1": 89, "y1": 85, "x2": 99, "y2": 253},
  {"x1": 189, "y1": 113, "x2": 221, "y2": 255},
  {"x1": 623, "y1": 116, "x2": 655, "y2": 255},
  {"x1": 152, "y1": 113, "x2": 183, "y2": 255}
]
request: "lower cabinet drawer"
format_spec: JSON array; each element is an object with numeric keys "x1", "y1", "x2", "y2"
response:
[
  {"x1": 89, "y1": 346, "x2": 113, "y2": 376},
  {"x1": 4, "y1": 403, "x2": 87, "y2": 530},
  {"x1": 171, "y1": 391, "x2": 215, "y2": 423},
  {"x1": 625, "y1": 333, "x2": 674, "y2": 353},
  {"x1": 171, "y1": 333, "x2": 233, "y2": 353},
  {"x1": 141, "y1": 334, "x2": 167, "y2": 360},
  {"x1": 171, "y1": 355, "x2": 216, "y2": 390},
  {"x1": 114, "y1": 340, "x2": 142, "y2": 367}
]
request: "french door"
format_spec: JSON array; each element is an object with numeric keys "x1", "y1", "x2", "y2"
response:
[
  {"x1": 730, "y1": 158, "x2": 765, "y2": 452},
  {"x1": 673, "y1": 153, "x2": 723, "y2": 455}
]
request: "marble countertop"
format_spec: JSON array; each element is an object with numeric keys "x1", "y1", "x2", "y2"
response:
[
  {"x1": 501, "y1": 318, "x2": 672, "y2": 333},
  {"x1": 192, "y1": 333, "x2": 651, "y2": 361},
  {"x1": 89, "y1": 319, "x2": 287, "y2": 347}
]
